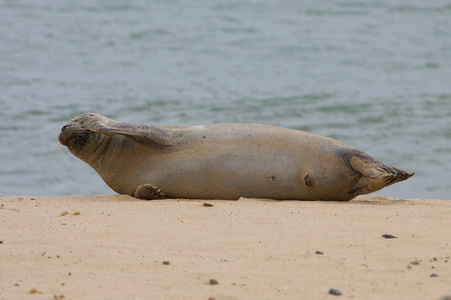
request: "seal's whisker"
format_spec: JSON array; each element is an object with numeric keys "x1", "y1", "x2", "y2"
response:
[
  {"x1": 78, "y1": 131, "x2": 103, "y2": 143},
  {"x1": 76, "y1": 132, "x2": 90, "y2": 142},
  {"x1": 74, "y1": 107, "x2": 82, "y2": 118},
  {"x1": 50, "y1": 140, "x2": 63, "y2": 156},
  {"x1": 87, "y1": 135, "x2": 102, "y2": 143},
  {"x1": 77, "y1": 130, "x2": 91, "y2": 138}
]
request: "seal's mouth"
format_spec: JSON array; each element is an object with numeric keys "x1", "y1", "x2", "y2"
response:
[{"x1": 58, "y1": 124, "x2": 96, "y2": 151}]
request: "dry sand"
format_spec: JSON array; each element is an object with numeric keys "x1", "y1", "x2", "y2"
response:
[{"x1": 0, "y1": 194, "x2": 450, "y2": 300}]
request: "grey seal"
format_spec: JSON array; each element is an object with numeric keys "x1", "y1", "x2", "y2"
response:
[{"x1": 58, "y1": 113, "x2": 414, "y2": 201}]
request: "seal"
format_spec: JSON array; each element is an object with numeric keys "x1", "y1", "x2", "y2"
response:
[{"x1": 58, "y1": 113, "x2": 414, "y2": 201}]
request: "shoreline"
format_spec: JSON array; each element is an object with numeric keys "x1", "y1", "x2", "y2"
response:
[{"x1": 1, "y1": 195, "x2": 450, "y2": 299}]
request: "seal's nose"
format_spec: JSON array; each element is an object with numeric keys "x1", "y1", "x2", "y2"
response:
[{"x1": 59, "y1": 125, "x2": 70, "y2": 146}]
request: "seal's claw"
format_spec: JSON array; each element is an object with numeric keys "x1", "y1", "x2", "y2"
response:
[{"x1": 133, "y1": 184, "x2": 166, "y2": 200}]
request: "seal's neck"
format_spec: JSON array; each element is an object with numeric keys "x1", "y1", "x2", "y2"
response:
[{"x1": 82, "y1": 135, "x2": 113, "y2": 168}]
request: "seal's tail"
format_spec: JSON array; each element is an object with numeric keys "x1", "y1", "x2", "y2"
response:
[{"x1": 346, "y1": 149, "x2": 414, "y2": 196}]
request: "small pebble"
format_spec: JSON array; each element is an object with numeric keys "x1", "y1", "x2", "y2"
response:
[
  {"x1": 316, "y1": 250, "x2": 324, "y2": 255},
  {"x1": 73, "y1": 211, "x2": 80, "y2": 215},
  {"x1": 29, "y1": 288, "x2": 42, "y2": 294},
  {"x1": 209, "y1": 279, "x2": 219, "y2": 285},
  {"x1": 430, "y1": 273, "x2": 439, "y2": 278},
  {"x1": 328, "y1": 288, "x2": 342, "y2": 296},
  {"x1": 0, "y1": 241, "x2": 3, "y2": 244},
  {"x1": 382, "y1": 234, "x2": 397, "y2": 239},
  {"x1": 203, "y1": 202, "x2": 214, "y2": 207},
  {"x1": 410, "y1": 260, "x2": 420, "y2": 265},
  {"x1": 163, "y1": 261, "x2": 170, "y2": 265},
  {"x1": 60, "y1": 211, "x2": 68, "y2": 216}
]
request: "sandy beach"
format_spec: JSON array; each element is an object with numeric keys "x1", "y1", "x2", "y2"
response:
[{"x1": 0, "y1": 194, "x2": 450, "y2": 300}]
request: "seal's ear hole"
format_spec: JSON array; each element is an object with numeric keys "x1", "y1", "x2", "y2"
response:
[{"x1": 304, "y1": 174, "x2": 313, "y2": 187}]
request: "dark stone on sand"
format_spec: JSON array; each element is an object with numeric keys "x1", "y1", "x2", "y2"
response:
[
  {"x1": 382, "y1": 234, "x2": 397, "y2": 239},
  {"x1": 328, "y1": 288, "x2": 342, "y2": 296}
]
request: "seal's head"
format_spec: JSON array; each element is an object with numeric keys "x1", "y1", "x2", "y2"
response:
[{"x1": 59, "y1": 113, "x2": 116, "y2": 159}]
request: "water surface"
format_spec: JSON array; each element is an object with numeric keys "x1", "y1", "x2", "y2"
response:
[{"x1": 1, "y1": 1, "x2": 450, "y2": 199}]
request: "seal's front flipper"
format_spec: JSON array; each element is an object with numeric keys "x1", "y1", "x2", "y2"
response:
[
  {"x1": 133, "y1": 184, "x2": 166, "y2": 200},
  {"x1": 94, "y1": 123, "x2": 175, "y2": 147}
]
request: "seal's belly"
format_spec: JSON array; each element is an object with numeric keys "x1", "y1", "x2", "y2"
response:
[{"x1": 138, "y1": 145, "x2": 325, "y2": 200}]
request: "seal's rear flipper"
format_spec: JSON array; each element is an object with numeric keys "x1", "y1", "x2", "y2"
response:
[
  {"x1": 94, "y1": 123, "x2": 175, "y2": 147},
  {"x1": 345, "y1": 149, "x2": 414, "y2": 196},
  {"x1": 133, "y1": 184, "x2": 167, "y2": 200}
]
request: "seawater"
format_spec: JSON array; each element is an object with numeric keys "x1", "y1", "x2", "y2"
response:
[{"x1": 1, "y1": 1, "x2": 450, "y2": 199}]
